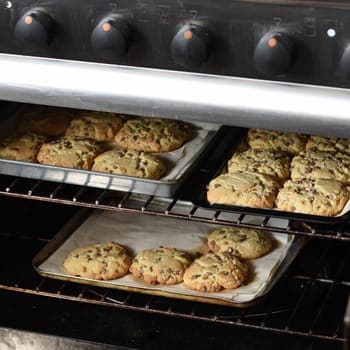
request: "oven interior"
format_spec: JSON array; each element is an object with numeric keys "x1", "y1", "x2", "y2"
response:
[{"x1": 0, "y1": 101, "x2": 348, "y2": 350}]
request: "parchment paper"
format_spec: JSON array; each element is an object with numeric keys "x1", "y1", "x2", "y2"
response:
[
  {"x1": 0, "y1": 107, "x2": 221, "y2": 183},
  {"x1": 39, "y1": 210, "x2": 298, "y2": 303}
]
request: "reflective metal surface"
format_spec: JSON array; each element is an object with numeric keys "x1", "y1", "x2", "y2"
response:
[
  {"x1": 0, "y1": 328, "x2": 132, "y2": 350},
  {"x1": 0, "y1": 54, "x2": 349, "y2": 137}
]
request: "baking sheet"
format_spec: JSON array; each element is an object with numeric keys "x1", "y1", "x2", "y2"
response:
[
  {"x1": 0, "y1": 106, "x2": 221, "y2": 196},
  {"x1": 36, "y1": 209, "x2": 303, "y2": 304},
  {"x1": 192, "y1": 127, "x2": 350, "y2": 224}
]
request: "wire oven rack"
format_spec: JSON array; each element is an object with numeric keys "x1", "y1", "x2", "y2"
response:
[
  {"x1": 0, "y1": 174, "x2": 349, "y2": 349},
  {"x1": 0, "y1": 195, "x2": 348, "y2": 350},
  {"x1": 0, "y1": 174, "x2": 349, "y2": 241}
]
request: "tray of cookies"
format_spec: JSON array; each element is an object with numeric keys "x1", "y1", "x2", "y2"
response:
[
  {"x1": 0, "y1": 104, "x2": 222, "y2": 197},
  {"x1": 33, "y1": 208, "x2": 306, "y2": 307},
  {"x1": 192, "y1": 127, "x2": 350, "y2": 224}
]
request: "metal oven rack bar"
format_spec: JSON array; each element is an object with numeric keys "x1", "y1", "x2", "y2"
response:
[{"x1": 0, "y1": 174, "x2": 349, "y2": 241}]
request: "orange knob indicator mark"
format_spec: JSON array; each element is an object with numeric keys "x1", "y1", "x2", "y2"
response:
[
  {"x1": 268, "y1": 37, "x2": 277, "y2": 48},
  {"x1": 102, "y1": 22, "x2": 111, "y2": 32},
  {"x1": 24, "y1": 16, "x2": 33, "y2": 25},
  {"x1": 184, "y1": 30, "x2": 193, "y2": 40}
]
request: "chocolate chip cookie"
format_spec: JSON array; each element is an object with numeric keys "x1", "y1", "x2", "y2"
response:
[
  {"x1": 228, "y1": 149, "x2": 290, "y2": 181},
  {"x1": 0, "y1": 133, "x2": 47, "y2": 162},
  {"x1": 306, "y1": 135, "x2": 350, "y2": 154},
  {"x1": 207, "y1": 171, "x2": 280, "y2": 208},
  {"x1": 65, "y1": 111, "x2": 124, "y2": 142},
  {"x1": 17, "y1": 106, "x2": 73, "y2": 137},
  {"x1": 37, "y1": 136, "x2": 101, "y2": 170},
  {"x1": 183, "y1": 253, "x2": 248, "y2": 292},
  {"x1": 92, "y1": 149, "x2": 167, "y2": 179},
  {"x1": 276, "y1": 178, "x2": 349, "y2": 216},
  {"x1": 63, "y1": 242, "x2": 132, "y2": 280},
  {"x1": 291, "y1": 151, "x2": 350, "y2": 184},
  {"x1": 247, "y1": 128, "x2": 308, "y2": 155},
  {"x1": 207, "y1": 227, "x2": 272, "y2": 260},
  {"x1": 114, "y1": 117, "x2": 192, "y2": 153},
  {"x1": 129, "y1": 247, "x2": 192, "y2": 285}
]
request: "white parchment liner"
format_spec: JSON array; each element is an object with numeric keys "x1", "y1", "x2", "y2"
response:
[
  {"x1": 0, "y1": 108, "x2": 221, "y2": 183},
  {"x1": 39, "y1": 210, "x2": 298, "y2": 303}
]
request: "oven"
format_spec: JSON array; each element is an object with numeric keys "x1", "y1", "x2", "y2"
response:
[{"x1": 0, "y1": 0, "x2": 349, "y2": 349}]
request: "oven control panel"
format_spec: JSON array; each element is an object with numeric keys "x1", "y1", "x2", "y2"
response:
[{"x1": 0, "y1": 0, "x2": 349, "y2": 88}]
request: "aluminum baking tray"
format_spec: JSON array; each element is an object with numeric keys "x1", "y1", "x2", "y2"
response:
[
  {"x1": 192, "y1": 127, "x2": 350, "y2": 224},
  {"x1": 0, "y1": 106, "x2": 223, "y2": 197},
  {"x1": 33, "y1": 208, "x2": 306, "y2": 308}
]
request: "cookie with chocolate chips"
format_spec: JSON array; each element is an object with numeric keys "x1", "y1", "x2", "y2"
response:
[
  {"x1": 276, "y1": 178, "x2": 349, "y2": 216},
  {"x1": 306, "y1": 135, "x2": 350, "y2": 154},
  {"x1": 63, "y1": 242, "x2": 132, "y2": 280},
  {"x1": 183, "y1": 252, "x2": 248, "y2": 292},
  {"x1": 65, "y1": 111, "x2": 124, "y2": 142},
  {"x1": 37, "y1": 136, "x2": 101, "y2": 170},
  {"x1": 92, "y1": 149, "x2": 166, "y2": 179},
  {"x1": 247, "y1": 128, "x2": 308, "y2": 155},
  {"x1": 207, "y1": 171, "x2": 280, "y2": 209},
  {"x1": 291, "y1": 151, "x2": 350, "y2": 184},
  {"x1": 0, "y1": 133, "x2": 47, "y2": 162},
  {"x1": 228, "y1": 148, "x2": 290, "y2": 181},
  {"x1": 114, "y1": 117, "x2": 192, "y2": 153},
  {"x1": 129, "y1": 247, "x2": 192, "y2": 285},
  {"x1": 207, "y1": 227, "x2": 272, "y2": 260}
]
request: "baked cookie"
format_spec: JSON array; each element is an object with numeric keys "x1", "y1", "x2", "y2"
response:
[
  {"x1": 207, "y1": 171, "x2": 280, "y2": 208},
  {"x1": 65, "y1": 111, "x2": 124, "y2": 142},
  {"x1": 207, "y1": 227, "x2": 272, "y2": 260},
  {"x1": 63, "y1": 242, "x2": 132, "y2": 280},
  {"x1": 228, "y1": 149, "x2": 290, "y2": 181},
  {"x1": 17, "y1": 106, "x2": 73, "y2": 137},
  {"x1": 129, "y1": 247, "x2": 192, "y2": 285},
  {"x1": 0, "y1": 133, "x2": 47, "y2": 162},
  {"x1": 291, "y1": 151, "x2": 350, "y2": 184},
  {"x1": 114, "y1": 117, "x2": 192, "y2": 153},
  {"x1": 306, "y1": 135, "x2": 350, "y2": 154},
  {"x1": 276, "y1": 178, "x2": 349, "y2": 216},
  {"x1": 92, "y1": 150, "x2": 166, "y2": 179},
  {"x1": 247, "y1": 128, "x2": 308, "y2": 155},
  {"x1": 37, "y1": 136, "x2": 101, "y2": 170},
  {"x1": 183, "y1": 253, "x2": 248, "y2": 292}
]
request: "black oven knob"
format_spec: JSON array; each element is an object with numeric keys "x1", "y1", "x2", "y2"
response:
[
  {"x1": 91, "y1": 16, "x2": 131, "y2": 60},
  {"x1": 254, "y1": 32, "x2": 295, "y2": 75},
  {"x1": 171, "y1": 24, "x2": 210, "y2": 68},
  {"x1": 14, "y1": 10, "x2": 55, "y2": 48}
]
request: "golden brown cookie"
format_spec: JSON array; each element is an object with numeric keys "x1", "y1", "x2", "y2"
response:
[
  {"x1": 183, "y1": 253, "x2": 248, "y2": 292},
  {"x1": 17, "y1": 106, "x2": 73, "y2": 137},
  {"x1": 65, "y1": 111, "x2": 124, "y2": 142},
  {"x1": 37, "y1": 136, "x2": 101, "y2": 170},
  {"x1": 207, "y1": 227, "x2": 272, "y2": 260},
  {"x1": 92, "y1": 149, "x2": 166, "y2": 179},
  {"x1": 0, "y1": 133, "x2": 47, "y2": 162},
  {"x1": 276, "y1": 178, "x2": 349, "y2": 216},
  {"x1": 207, "y1": 171, "x2": 280, "y2": 209},
  {"x1": 129, "y1": 247, "x2": 192, "y2": 285},
  {"x1": 114, "y1": 117, "x2": 192, "y2": 153},
  {"x1": 63, "y1": 242, "x2": 132, "y2": 280},
  {"x1": 228, "y1": 149, "x2": 290, "y2": 181},
  {"x1": 291, "y1": 151, "x2": 350, "y2": 184},
  {"x1": 247, "y1": 128, "x2": 308, "y2": 155},
  {"x1": 306, "y1": 135, "x2": 350, "y2": 154}
]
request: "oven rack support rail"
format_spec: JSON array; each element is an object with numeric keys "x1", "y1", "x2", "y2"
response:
[
  {"x1": 0, "y1": 175, "x2": 350, "y2": 242},
  {"x1": 0, "y1": 54, "x2": 349, "y2": 137}
]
